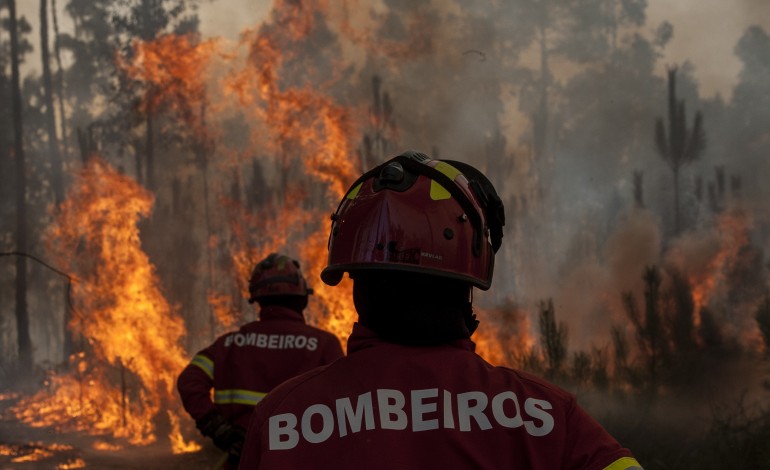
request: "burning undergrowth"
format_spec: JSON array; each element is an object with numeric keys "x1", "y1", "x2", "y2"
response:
[{"x1": 10, "y1": 160, "x2": 198, "y2": 453}]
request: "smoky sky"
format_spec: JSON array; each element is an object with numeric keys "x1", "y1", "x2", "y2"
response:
[{"x1": 9, "y1": 0, "x2": 770, "y2": 354}]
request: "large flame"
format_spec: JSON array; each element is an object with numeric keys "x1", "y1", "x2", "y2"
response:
[
  {"x1": 12, "y1": 159, "x2": 198, "y2": 453},
  {"x1": 116, "y1": 33, "x2": 221, "y2": 136},
  {"x1": 10, "y1": 2, "x2": 535, "y2": 455},
  {"x1": 216, "y1": 1, "x2": 360, "y2": 345}
]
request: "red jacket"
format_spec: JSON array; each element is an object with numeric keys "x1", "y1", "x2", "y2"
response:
[
  {"x1": 238, "y1": 323, "x2": 642, "y2": 470},
  {"x1": 177, "y1": 305, "x2": 345, "y2": 429}
]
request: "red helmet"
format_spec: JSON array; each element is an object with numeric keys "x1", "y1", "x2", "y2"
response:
[
  {"x1": 248, "y1": 253, "x2": 313, "y2": 303},
  {"x1": 321, "y1": 151, "x2": 505, "y2": 290}
]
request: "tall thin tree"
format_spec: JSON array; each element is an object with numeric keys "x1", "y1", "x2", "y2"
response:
[
  {"x1": 9, "y1": 0, "x2": 33, "y2": 371},
  {"x1": 654, "y1": 66, "x2": 705, "y2": 235},
  {"x1": 41, "y1": 0, "x2": 64, "y2": 203}
]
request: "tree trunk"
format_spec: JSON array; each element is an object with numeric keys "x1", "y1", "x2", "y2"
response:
[
  {"x1": 673, "y1": 166, "x2": 680, "y2": 235},
  {"x1": 46, "y1": 0, "x2": 74, "y2": 361},
  {"x1": 9, "y1": 0, "x2": 33, "y2": 372},
  {"x1": 41, "y1": 0, "x2": 65, "y2": 204},
  {"x1": 145, "y1": 114, "x2": 155, "y2": 189},
  {"x1": 51, "y1": 0, "x2": 69, "y2": 165},
  {"x1": 534, "y1": 17, "x2": 550, "y2": 165}
]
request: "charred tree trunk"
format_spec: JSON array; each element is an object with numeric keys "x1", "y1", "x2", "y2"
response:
[
  {"x1": 9, "y1": 0, "x2": 33, "y2": 371},
  {"x1": 51, "y1": 0, "x2": 68, "y2": 160},
  {"x1": 40, "y1": 0, "x2": 65, "y2": 204},
  {"x1": 534, "y1": 20, "x2": 550, "y2": 165},
  {"x1": 145, "y1": 114, "x2": 155, "y2": 190}
]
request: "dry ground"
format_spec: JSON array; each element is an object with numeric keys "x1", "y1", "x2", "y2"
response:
[{"x1": 0, "y1": 393, "x2": 223, "y2": 470}]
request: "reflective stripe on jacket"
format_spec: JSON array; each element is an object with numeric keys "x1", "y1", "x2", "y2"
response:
[{"x1": 177, "y1": 305, "x2": 344, "y2": 429}]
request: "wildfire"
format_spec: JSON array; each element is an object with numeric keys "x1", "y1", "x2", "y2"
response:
[
  {"x1": 473, "y1": 304, "x2": 535, "y2": 367},
  {"x1": 9, "y1": 3, "x2": 538, "y2": 461},
  {"x1": 213, "y1": 0, "x2": 360, "y2": 346},
  {"x1": 12, "y1": 159, "x2": 198, "y2": 453},
  {"x1": 116, "y1": 33, "x2": 221, "y2": 137},
  {"x1": 668, "y1": 210, "x2": 752, "y2": 325}
]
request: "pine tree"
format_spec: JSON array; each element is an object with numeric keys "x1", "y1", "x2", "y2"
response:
[{"x1": 654, "y1": 66, "x2": 706, "y2": 235}]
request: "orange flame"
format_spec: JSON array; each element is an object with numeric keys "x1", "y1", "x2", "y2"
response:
[
  {"x1": 686, "y1": 211, "x2": 752, "y2": 324},
  {"x1": 13, "y1": 159, "x2": 198, "y2": 453},
  {"x1": 116, "y1": 33, "x2": 220, "y2": 136},
  {"x1": 213, "y1": 3, "x2": 360, "y2": 346},
  {"x1": 473, "y1": 303, "x2": 535, "y2": 367}
]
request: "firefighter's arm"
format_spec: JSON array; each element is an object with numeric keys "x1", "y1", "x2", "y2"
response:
[{"x1": 177, "y1": 353, "x2": 216, "y2": 421}]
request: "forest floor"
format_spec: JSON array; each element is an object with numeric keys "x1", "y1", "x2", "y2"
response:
[{"x1": 0, "y1": 392, "x2": 223, "y2": 470}]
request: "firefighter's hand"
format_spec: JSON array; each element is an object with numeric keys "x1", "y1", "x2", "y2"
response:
[{"x1": 196, "y1": 411, "x2": 246, "y2": 455}]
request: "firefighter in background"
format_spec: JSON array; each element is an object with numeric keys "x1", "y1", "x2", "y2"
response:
[
  {"x1": 177, "y1": 253, "x2": 344, "y2": 468},
  {"x1": 238, "y1": 151, "x2": 643, "y2": 469}
]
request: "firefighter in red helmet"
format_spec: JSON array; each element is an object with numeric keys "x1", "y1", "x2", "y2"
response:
[
  {"x1": 177, "y1": 253, "x2": 344, "y2": 468},
  {"x1": 238, "y1": 151, "x2": 643, "y2": 469}
]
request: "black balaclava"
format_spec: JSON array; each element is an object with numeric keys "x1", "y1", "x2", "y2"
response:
[
  {"x1": 352, "y1": 270, "x2": 478, "y2": 346},
  {"x1": 257, "y1": 295, "x2": 308, "y2": 315}
]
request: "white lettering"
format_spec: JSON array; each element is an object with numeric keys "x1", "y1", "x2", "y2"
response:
[
  {"x1": 443, "y1": 390, "x2": 455, "y2": 429},
  {"x1": 492, "y1": 391, "x2": 524, "y2": 428},
  {"x1": 336, "y1": 392, "x2": 375, "y2": 437},
  {"x1": 411, "y1": 389, "x2": 439, "y2": 432},
  {"x1": 301, "y1": 404, "x2": 335, "y2": 444},
  {"x1": 269, "y1": 413, "x2": 299, "y2": 450},
  {"x1": 224, "y1": 333, "x2": 320, "y2": 350},
  {"x1": 266, "y1": 389, "x2": 555, "y2": 449},
  {"x1": 457, "y1": 391, "x2": 492, "y2": 431},
  {"x1": 377, "y1": 389, "x2": 407, "y2": 430},
  {"x1": 524, "y1": 398, "x2": 554, "y2": 436}
]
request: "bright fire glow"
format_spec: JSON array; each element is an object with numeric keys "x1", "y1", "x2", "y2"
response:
[
  {"x1": 688, "y1": 211, "x2": 752, "y2": 324},
  {"x1": 12, "y1": 159, "x2": 199, "y2": 453}
]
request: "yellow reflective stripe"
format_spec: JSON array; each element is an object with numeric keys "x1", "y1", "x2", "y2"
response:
[
  {"x1": 214, "y1": 389, "x2": 267, "y2": 406},
  {"x1": 430, "y1": 181, "x2": 450, "y2": 200},
  {"x1": 603, "y1": 457, "x2": 643, "y2": 470},
  {"x1": 191, "y1": 354, "x2": 214, "y2": 380},
  {"x1": 430, "y1": 161, "x2": 462, "y2": 201},
  {"x1": 346, "y1": 182, "x2": 363, "y2": 200},
  {"x1": 434, "y1": 161, "x2": 463, "y2": 180}
]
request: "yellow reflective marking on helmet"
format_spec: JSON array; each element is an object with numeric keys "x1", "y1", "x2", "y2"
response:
[
  {"x1": 430, "y1": 162, "x2": 463, "y2": 200},
  {"x1": 603, "y1": 457, "x2": 643, "y2": 470},
  {"x1": 346, "y1": 182, "x2": 363, "y2": 200}
]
